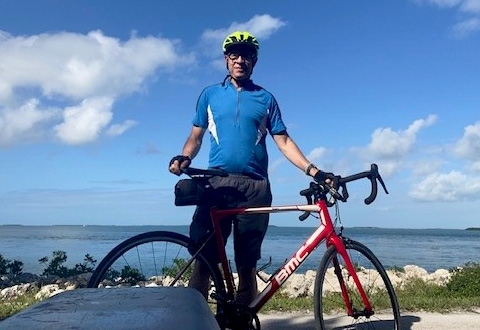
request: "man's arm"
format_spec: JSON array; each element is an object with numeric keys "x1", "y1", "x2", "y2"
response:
[
  {"x1": 169, "y1": 126, "x2": 206, "y2": 175},
  {"x1": 273, "y1": 133, "x2": 319, "y2": 177}
]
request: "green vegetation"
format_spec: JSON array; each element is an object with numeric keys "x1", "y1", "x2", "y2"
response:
[
  {"x1": 263, "y1": 263, "x2": 480, "y2": 313},
  {"x1": 0, "y1": 254, "x2": 24, "y2": 276},
  {"x1": 447, "y1": 262, "x2": 480, "y2": 298},
  {"x1": 2, "y1": 254, "x2": 480, "y2": 321},
  {"x1": 38, "y1": 251, "x2": 96, "y2": 277},
  {"x1": 263, "y1": 293, "x2": 313, "y2": 312},
  {"x1": 0, "y1": 290, "x2": 41, "y2": 320},
  {"x1": 118, "y1": 266, "x2": 146, "y2": 285},
  {"x1": 465, "y1": 227, "x2": 480, "y2": 231},
  {"x1": 162, "y1": 258, "x2": 194, "y2": 282}
]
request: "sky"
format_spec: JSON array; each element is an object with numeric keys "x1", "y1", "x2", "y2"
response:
[{"x1": 0, "y1": 0, "x2": 479, "y2": 229}]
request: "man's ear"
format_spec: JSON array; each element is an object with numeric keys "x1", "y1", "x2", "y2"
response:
[
  {"x1": 225, "y1": 54, "x2": 229, "y2": 70},
  {"x1": 252, "y1": 57, "x2": 258, "y2": 68}
]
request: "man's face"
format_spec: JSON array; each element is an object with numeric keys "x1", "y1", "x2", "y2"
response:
[{"x1": 224, "y1": 45, "x2": 257, "y2": 81}]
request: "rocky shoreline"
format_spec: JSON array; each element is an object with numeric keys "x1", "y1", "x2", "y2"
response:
[
  {"x1": 259, "y1": 264, "x2": 452, "y2": 298},
  {"x1": 1, "y1": 264, "x2": 454, "y2": 301}
]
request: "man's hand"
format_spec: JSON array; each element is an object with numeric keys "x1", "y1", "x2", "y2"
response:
[
  {"x1": 314, "y1": 170, "x2": 336, "y2": 187},
  {"x1": 169, "y1": 155, "x2": 191, "y2": 175}
]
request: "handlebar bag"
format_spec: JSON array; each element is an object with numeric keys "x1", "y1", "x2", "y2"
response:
[{"x1": 174, "y1": 179, "x2": 207, "y2": 206}]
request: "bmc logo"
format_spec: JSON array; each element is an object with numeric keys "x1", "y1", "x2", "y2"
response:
[{"x1": 274, "y1": 245, "x2": 309, "y2": 285}]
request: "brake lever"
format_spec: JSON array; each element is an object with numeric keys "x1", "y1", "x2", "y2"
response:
[{"x1": 377, "y1": 173, "x2": 389, "y2": 194}]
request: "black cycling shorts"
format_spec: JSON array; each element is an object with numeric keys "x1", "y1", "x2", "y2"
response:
[{"x1": 190, "y1": 174, "x2": 272, "y2": 269}]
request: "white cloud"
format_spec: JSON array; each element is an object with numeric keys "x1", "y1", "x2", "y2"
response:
[
  {"x1": 360, "y1": 115, "x2": 437, "y2": 176},
  {"x1": 201, "y1": 14, "x2": 287, "y2": 61},
  {"x1": 0, "y1": 30, "x2": 193, "y2": 147},
  {"x1": 54, "y1": 97, "x2": 114, "y2": 145},
  {"x1": 306, "y1": 147, "x2": 327, "y2": 162},
  {"x1": 450, "y1": 18, "x2": 480, "y2": 37},
  {"x1": 412, "y1": 0, "x2": 462, "y2": 8},
  {"x1": 461, "y1": 0, "x2": 480, "y2": 13},
  {"x1": 202, "y1": 14, "x2": 287, "y2": 43},
  {"x1": 0, "y1": 99, "x2": 59, "y2": 147},
  {"x1": 269, "y1": 158, "x2": 286, "y2": 172},
  {"x1": 411, "y1": 159, "x2": 444, "y2": 176},
  {"x1": 410, "y1": 170, "x2": 480, "y2": 201},
  {"x1": 0, "y1": 30, "x2": 190, "y2": 101},
  {"x1": 106, "y1": 120, "x2": 138, "y2": 137},
  {"x1": 453, "y1": 121, "x2": 480, "y2": 170},
  {"x1": 412, "y1": 0, "x2": 480, "y2": 36},
  {"x1": 412, "y1": 0, "x2": 480, "y2": 12}
]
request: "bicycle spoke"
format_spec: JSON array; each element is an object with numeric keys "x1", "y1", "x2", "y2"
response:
[
  {"x1": 315, "y1": 240, "x2": 400, "y2": 329},
  {"x1": 151, "y1": 241, "x2": 158, "y2": 276}
]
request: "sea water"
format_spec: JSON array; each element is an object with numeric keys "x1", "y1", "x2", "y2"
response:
[{"x1": 0, "y1": 225, "x2": 479, "y2": 274}]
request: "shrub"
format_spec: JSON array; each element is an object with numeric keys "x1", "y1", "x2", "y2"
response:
[
  {"x1": 119, "y1": 266, "x2": 146, "y2": 285},
  {"x1": 162, "y1": 258, "x2": 193, "y2": 282},
  {"x1": 447, "y1": 262, "x2": 480, "y2": 297},
  {"x1": 39, "y1": 251, "x2": 96, "y2": 277},
  {"x1": 0, "y1": 255, "x2": 9, "y2": 274},
  {"x1": 7, "y1": 260, "x2": 23, "y2": 276},
  {"x1": 0, "y1": 254, "x2": 24, "y2": 276}
]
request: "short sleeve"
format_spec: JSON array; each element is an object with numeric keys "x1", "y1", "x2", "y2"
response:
[
  {"x1": 267, "y1": 95, "x2": 287, "y2": 135},
  {"x1": 192, "y1": 88, "x2": 209, "y2": 128}
]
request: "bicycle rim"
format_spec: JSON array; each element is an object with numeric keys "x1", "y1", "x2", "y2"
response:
[
  {"x1": 314, "y1": 239, "x2": 401, "y2": 330},
  {"x1": 87, "y1": 231, "x2": 225, "y2": 313}
]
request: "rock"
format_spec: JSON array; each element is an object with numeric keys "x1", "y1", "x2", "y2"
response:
[
  {"x1": 403, "y1": 265, "x2": 429, "y2": 279},
  {"x1": 385, "y1": 270, "x2": 405, "y2": 288},
  {"x1": 427, "y1": 269, "x2": 451, "y2": 285},
  {"x1": 1, "y1": 283, "x2": 34, "y2": 299},
  {"x1": 36, "y1": 275, "x2": 60, "y2": 287},
  {"x1": 62, "y1": 273, "x2": 92, "y2": 289},
  {"x1": 281, "y1": 273, "x2": 311, "y2": 298},
  {"x1": 35, "y1": 284, "x2": 61, "y2": 299}
]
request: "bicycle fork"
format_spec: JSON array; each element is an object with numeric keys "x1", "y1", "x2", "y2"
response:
[{"x1": 330, "y1": 236, "x2": 374, "y2": 318}]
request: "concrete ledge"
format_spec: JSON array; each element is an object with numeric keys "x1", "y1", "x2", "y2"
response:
[{"x1": 0, "y1": 287, "x2": 220, "y2": 330}]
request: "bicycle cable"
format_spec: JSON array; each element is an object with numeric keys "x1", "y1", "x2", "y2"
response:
[{"x1": 333, "y1": 200, "x2": 343, "y2": 230}]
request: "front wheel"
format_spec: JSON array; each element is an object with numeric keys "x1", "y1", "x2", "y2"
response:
[
  {"x1": 314, "y1": 239, "x2": 401, "y2": 329},
  {"x1": 87, "y1": 231, "x2": 225, "y2": 316}
]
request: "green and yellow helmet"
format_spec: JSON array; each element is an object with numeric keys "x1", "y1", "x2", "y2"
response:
[{"x1": 222, "y1": 31, "x2": 259, "y2": 54}]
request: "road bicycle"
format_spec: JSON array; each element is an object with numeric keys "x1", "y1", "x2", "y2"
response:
[{"x1": 88, "y1": 164, "x2": 401, "y2": 330}]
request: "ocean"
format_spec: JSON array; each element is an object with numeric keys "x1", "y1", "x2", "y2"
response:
[{"x1": 1, "y1": 225, "x2": 479, "y2": 275}]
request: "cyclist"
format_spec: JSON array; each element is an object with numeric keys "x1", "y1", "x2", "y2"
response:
[{"x1": 169, "y1": 31, "x2": 329, "y2": 305}]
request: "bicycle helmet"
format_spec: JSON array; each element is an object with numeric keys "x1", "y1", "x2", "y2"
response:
[{"x1": 222, "y1": 31, "x2": 259, "y2": 54}]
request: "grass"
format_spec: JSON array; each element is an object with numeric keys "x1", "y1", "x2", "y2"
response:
[
  {"x1": 263, "y1": 263, "x2": 480, "y2": 314},
  {"x1": 2, "y1": 263, "x2": 480, "y2": 320},
  {"x1": 0, "y1": 290, "x2": 41, "y2": 321},
  {"x1": 262, "y1": 293, "x2": 313, "y2": 312}
]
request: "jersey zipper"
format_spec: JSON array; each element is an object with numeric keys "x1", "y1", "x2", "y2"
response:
[{"x1": 236, "y1": 87, "x2": 241, "y2": 125}]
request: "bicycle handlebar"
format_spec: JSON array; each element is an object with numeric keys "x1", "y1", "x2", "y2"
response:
[
  {"x1": 298, "y1": 163, "x2": 389, "y2": 221},
  {"x1": 179, "y1": 165, "x2": 388, "y2": 222}
]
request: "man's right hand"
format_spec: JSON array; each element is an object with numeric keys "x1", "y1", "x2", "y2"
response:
[{"x1": 169, "y1": 155, "x2": 191, "y2": 175}]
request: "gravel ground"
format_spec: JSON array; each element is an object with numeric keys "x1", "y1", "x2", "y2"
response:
[{"x1": 257, "y1": 309, "x2": 480, "y2": 329}]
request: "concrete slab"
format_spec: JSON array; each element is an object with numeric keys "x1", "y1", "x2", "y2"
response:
[{"x1": 0, "y1": 287, "x2": 220, "y2": 330}]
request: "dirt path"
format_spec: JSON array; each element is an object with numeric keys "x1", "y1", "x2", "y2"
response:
[{"x1": 258, "y1": 310, "x2": 480, "y2": 329}]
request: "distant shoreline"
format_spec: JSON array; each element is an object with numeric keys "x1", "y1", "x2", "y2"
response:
[{"x1": 1, "y1": 224, "x2": 479, "y2": 231}]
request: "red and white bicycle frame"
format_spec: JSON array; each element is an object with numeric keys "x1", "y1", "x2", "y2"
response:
[{"x1": 210, "y1": 199, "x2": 373, "y2": 315}]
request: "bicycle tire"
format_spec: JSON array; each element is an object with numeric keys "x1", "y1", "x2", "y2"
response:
[
  {"x1": 314, "y1": 238, "x2": 401, "y2": 329},
  {"x1": 87, "y1": 231, "x2": 225, "y2": 313}
]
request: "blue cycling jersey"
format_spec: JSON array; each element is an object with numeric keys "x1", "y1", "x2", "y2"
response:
[{"x1": 192, "y1": 77, "x2": 287, "y2": 179}]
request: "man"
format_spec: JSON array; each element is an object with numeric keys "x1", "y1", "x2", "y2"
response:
[{"x1": 169, "y1": 31, "x2": 329, "y2": 305}]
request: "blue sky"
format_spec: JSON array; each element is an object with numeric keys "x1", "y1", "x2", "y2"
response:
[{"x1": 1, "y1": 0, "x2": 479, "y2": 229}]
